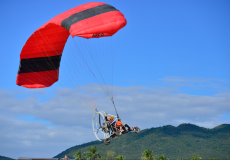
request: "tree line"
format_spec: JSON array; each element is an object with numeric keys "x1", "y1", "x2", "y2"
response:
[{"x1": 73, "y1": 146, "x2": 220, "y2": 160}]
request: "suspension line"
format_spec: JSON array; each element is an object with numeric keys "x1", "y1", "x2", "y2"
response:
[{"x1": 111, "y1": 97, "x2": 119, "y2": 118}]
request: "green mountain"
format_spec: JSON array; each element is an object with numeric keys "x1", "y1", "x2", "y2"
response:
[
  {"x1": 0, "y1": 155, "x2": 15, "y2": 160},
  {"x1": 54, "y1": 123, "x2": 230, "y2": 159}
]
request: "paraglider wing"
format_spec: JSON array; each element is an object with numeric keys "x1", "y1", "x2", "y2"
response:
[{"x1": 16, "y1": 2, "x2": 127, "y2": 88}]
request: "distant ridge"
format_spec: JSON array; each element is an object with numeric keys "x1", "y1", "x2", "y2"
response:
[
  {"x1": 54, "y1": 123, "x2": 230, "y2": 159},
  {"x1": 0, "y1": 155, "x2": 15, "y2": 160}
]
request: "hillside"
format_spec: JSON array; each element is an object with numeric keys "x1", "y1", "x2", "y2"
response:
[
  {"x1": 54, "y1": 123, "x2": 230, "y2": 159},
  {"x1": 0, "y1": 155, "x2": 15, "y2": 160}
]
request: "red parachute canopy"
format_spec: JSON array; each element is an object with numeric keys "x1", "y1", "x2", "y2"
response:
[{"x1": 16, "y1": 2, "x2": 127, "y2": 88}]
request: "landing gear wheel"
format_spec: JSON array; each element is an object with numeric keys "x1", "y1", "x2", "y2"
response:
[
  {"x1": 134, "y1": 127, "x2": 140, "y2": 134},
  {"x1": 104, "y1": 138, "x2": 110, "y2": 145}
]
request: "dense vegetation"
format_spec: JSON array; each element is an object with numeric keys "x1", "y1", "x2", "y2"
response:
[
  {"x1": 54, "y1": 123, "x2": 230, "y2": 159},
  {"x1": 72, "y1": 146, "x2": 204, "y2": 160}
]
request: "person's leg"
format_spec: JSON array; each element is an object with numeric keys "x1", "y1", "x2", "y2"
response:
[
  {"x1": 125, "y1": 124, "x2": 132, "y2": 131},
  {"x1": 122, "y1": 126, "x2": 126, "y2": 131},
  {"x1": 116, "y1": 125, "x2": 121, "y2": 131}
]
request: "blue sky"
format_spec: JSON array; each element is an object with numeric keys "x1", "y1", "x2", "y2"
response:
[{"x1": 0, "y1": 0, "x2": 230, "y2": 159}]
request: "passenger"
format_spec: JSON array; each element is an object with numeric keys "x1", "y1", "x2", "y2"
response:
[{"x1": 108, "y1": 115, "x2": 114, "y2": 124}]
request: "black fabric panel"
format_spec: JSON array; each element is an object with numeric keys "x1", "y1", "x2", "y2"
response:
[
  {"x1": 18, "y1": 55, "x2": 61, "y2": 74},
  {"x1": 61, "y1": 4, "x2": 118, "y2": 31}
]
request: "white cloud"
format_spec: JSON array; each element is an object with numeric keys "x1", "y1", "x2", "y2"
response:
[
  {"x1": 160, "y1": 76, "x2": 228, "y2": 83},
  {"x1": 0, "y1": 86, "x2": 229, "y2": 158},
  {"x1": 0, "y1": 113, "x2": 94, "y2": 159},
  {"x1": 159, "y1": 76, "x2": 230, "y2": 93}
]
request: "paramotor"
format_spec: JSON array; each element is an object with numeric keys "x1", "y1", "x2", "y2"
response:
[{"x1": 92, "y1": 111, "x2": 140, "y2": 145}]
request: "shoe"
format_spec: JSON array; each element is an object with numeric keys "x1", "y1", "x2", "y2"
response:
[{"x1": 124, "y1": 130, "x2": 129, "y2": 133}]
